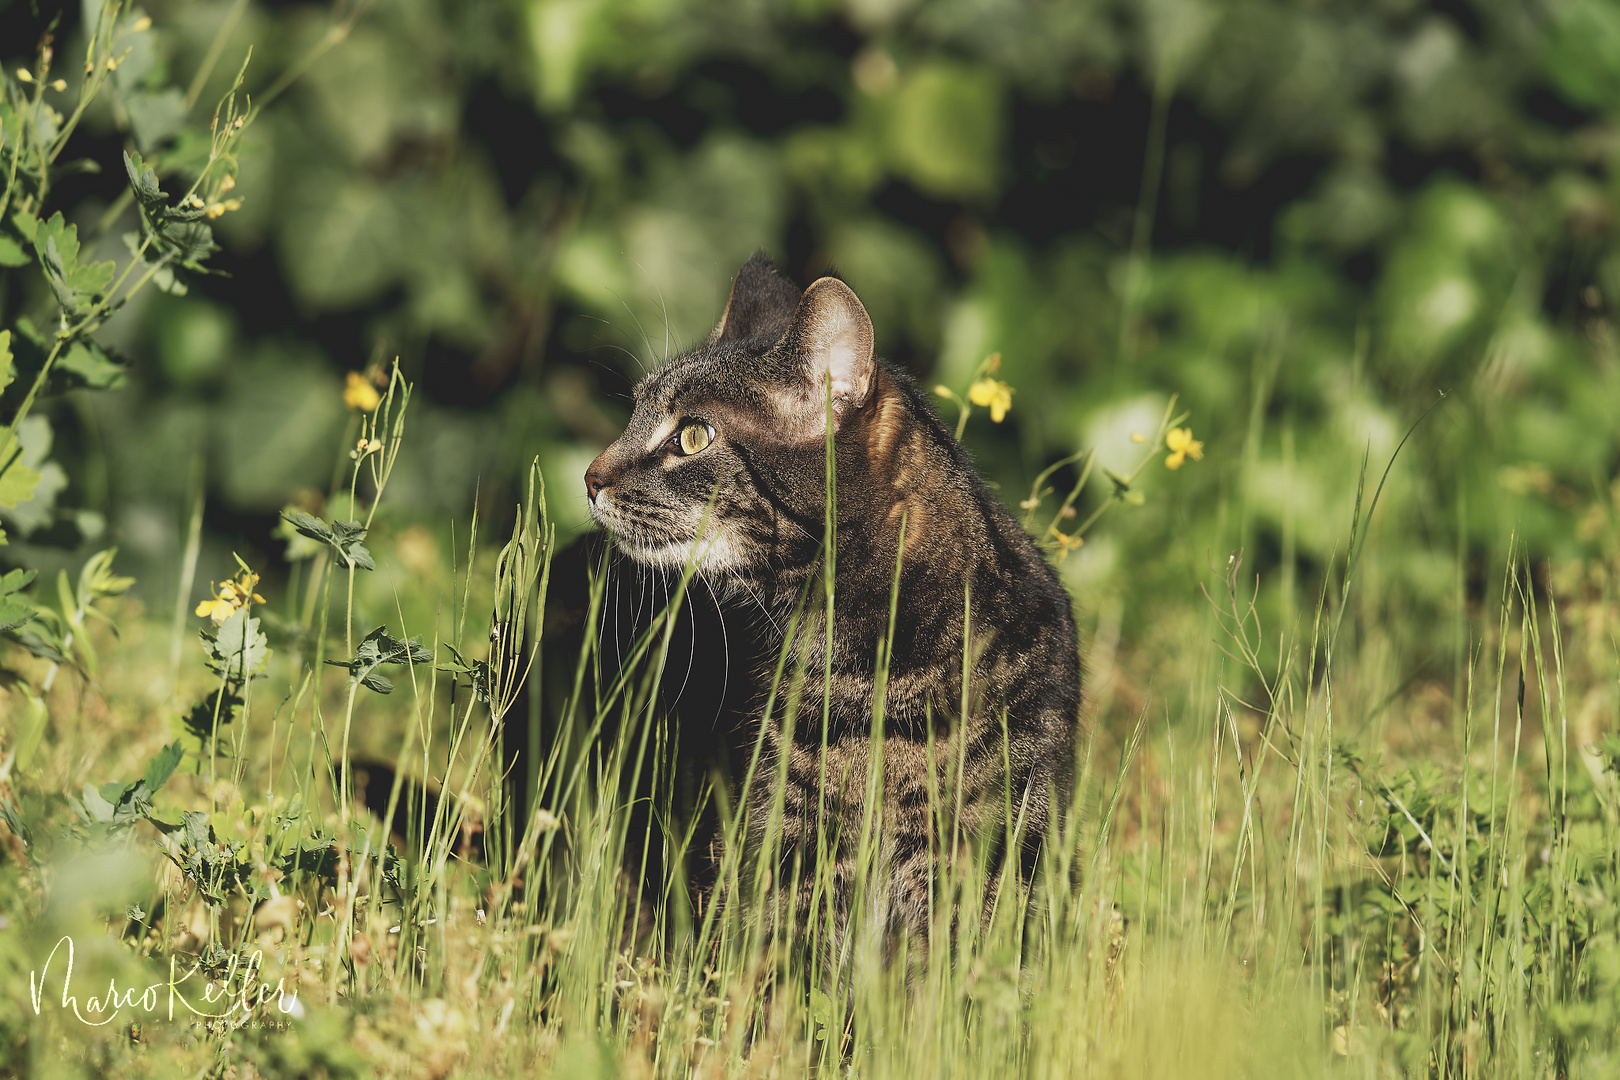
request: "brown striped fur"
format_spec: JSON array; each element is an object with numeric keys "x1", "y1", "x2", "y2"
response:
[{"x1": 584, "y1": 254, "x2": 1080, "y2": 965}]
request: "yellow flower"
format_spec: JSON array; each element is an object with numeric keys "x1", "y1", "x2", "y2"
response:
[
  {"x1": 1048, "y1": 528, "x2": 1084, "y2": 555},
  {"x1": 1165, "y1": 427, "x2": 1204, "y2": 470},
  {"x1": 968, "y1": 378, "x2": 1013, "y2": 423},
  {"x1": 343, "y1": 371, "x2": 382, "y2": 412},
  {"x1": 195, "y1": 571, "x2": 265, "y2": 624}
]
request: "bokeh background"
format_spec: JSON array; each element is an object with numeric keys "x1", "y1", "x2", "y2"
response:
[{"x1": 5, "y1": 0, "x2": 1619, "y2": 657}]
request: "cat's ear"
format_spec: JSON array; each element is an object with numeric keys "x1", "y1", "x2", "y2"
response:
[
  {"x1": 781, "y1": 276, "x2": 875, "y2": 425},
  {"x1": 709, "y1": 251, "x2": 802, "y2": 346}
]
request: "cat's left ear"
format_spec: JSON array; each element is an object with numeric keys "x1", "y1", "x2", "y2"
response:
[
  {"x1": 782, "y1": 276, "x2": 875, "y2": 427},
  {"x1": 709, "y1": 251, "x2": 802, "y2": 346}
]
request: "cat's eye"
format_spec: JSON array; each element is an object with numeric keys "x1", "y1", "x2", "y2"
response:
[{"x1": 672, "y1": 421, "x2": 714, "y2": 457}]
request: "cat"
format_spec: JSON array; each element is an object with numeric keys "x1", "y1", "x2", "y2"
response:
[{"x1": 581, "y1": 252, "x2": 1081, "y2": 967}]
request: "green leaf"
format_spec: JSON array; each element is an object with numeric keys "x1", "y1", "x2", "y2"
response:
[
  {"x1": 31, "y1": 212, "x2": 115, "y2": 313},
  {"x1": 124, "y1": 150, "x2": 167, "y2": 207},
  {"x1": 121, "y1": 232, "x2": 185, "y2": 296},
  {"x1": 140, "y1": 740, "x2": 185, "y2": 795},
  {"x1": 0, "y1": 329, "x2": 12, "y2": 394},
  {"x1": 57, "y1": 341, "x2": 128, "y2": 390},
  {"x1": 888, "y1": 61, "x2": 1002, "y2": 199},
  {"x1": 808, "y1": 988, "x2": 835, "y2": 1041},
  {"x1": 282, "y1": 509, "x2": 376, "y2": 570},
  {"x1": 439, "y1": 644, "x2": 492, "y2": 703},
  {"x1": 200, "y1": 608, "x2": 270, "y2": 681},
  {"x1": 0, "y1": 417, "x2": 66, "y2": 537},
  {"x1": 324, "y1": 624, "x2": 433, "y2": 695},
  {"x1": 0, "y1": 567, "x2": 38, "y2": 632},
  {"x1": 0, "y1": 235, "x2": 29, "y2": 267},
  {"x1": 11, "y1": 212, "x2": 38, "y2": 244},
  {"x1": 81, "y1": 783, "x2": 116, "y2": 824},
  {"x1": 0, "y1": 432, "x2": 44, "y2": 513}
]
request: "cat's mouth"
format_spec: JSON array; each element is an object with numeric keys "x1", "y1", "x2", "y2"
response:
[{"x1": 591, "y1": 500, "x2": 743, "y2": 574}]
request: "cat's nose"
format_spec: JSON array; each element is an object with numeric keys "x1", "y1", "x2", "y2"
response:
[{"x1": 584, "y1": 455, "x2": 615, "y2": 502}]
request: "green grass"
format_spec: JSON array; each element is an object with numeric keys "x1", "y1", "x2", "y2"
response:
[{"x1": 3, "y1": 374, "x2": 1618, "y2": 1080}]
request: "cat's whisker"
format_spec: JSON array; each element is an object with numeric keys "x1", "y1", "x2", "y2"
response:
[
  {"x1": 696, "y1": 566, "x2": 731, "y2": 733},
  {"x1": 588, "y1": 343, "x2": 648, "y2": 383},
  {"x1": 628, "y1": 255, "x2": 679, "y2": 364},
  {"x1": 729, "y1": 572, "x2": 784, "y2": 639},
  {"x1": 603, "y1": 287, "x2": 658, "y2": 375}
]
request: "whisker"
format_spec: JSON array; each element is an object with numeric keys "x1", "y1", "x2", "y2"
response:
[
  {"x1": 607, "y1": 286, "x2": 658, "y2": 375},
  {"x1": 699, "y1": 568, "x2": 731, "y2": 734}
]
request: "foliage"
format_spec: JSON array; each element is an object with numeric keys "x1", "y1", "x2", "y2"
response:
[{"x1": 2, "y1": 0, "x2": 1620, "y2": 1077}]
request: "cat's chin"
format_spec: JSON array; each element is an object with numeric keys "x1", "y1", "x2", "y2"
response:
[{"x1": 607, "y1": 529, "x2": 747, "y2": 578}]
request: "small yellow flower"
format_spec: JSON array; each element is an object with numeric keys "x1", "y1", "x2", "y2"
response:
[
  {"x1": 343, "y1": 371, "x2": 382, "y2": 412},
  {"x1": 1049, "y1": 528, "x2": 1084, "y2": 555},
  {"x1": 195, "y1": 571, "x2": 266, "y2": 624},
  {"x1": 1130, "y1": 431, "x2": 1146, "y2": 444},
  {"x1": 204, "y1": 198, "x2": 241, "y2": 220},
  {"x1": 350, "y1": 437, "x2": 383, "y2": 460},
  {"x1": 968, "y1": 378, "x2": 1013, "y2": 423},
  {"x1": 50, "y1": 79, "x2": 66, "y2": 92},
  {"x1": 1165, "y1": 427, "x2": 1204, "y2": 470},
  {"x1": 933, "y1": 385, "x2": 952, "y2": 397},
  {"x1": 16, "y1": 69, "x2": 33, "y2": 84}
]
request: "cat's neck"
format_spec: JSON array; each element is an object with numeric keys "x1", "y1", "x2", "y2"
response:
[{"x1": 753, "y1": 367, "x2": 994, "y2": 650}]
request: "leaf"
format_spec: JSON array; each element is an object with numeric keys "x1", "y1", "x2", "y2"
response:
[
  {"x1": 7, "y1": 624, "x2": 69, "y2": 664},
  {"x1": 182, "y1": 688, "x2": 244, "y2": 740},
  {"x1": 324, "y1": 625, "x2": 433, "y2": 695},
  {"x1": 0, "y1": 417, "x2": 66, "y2": 537},
  {"x1": 282, "y1": 509, "x2": 376, "y2": 570},
  {"x1": 31, "y1": 212, "x2": 115, "y2": 314},
  {"x1": 0, "y1": 235, "x2": 28, "y2": 267},
  {"x1": 0, "y1": 329, "x2": 11, "y2": 395},
  {"x1": 439, "y1": 644, "x2": 492, "y2": 703},
  {"x1": 121, "y1": 231, "x2": 185, "y2": 295},
  {"x1": 124, "y1": 150, "x2": 167, "y2": 208},
  {"x1": 200, "y1": 608, "x2": 270, "y2": 681},
  {"x1": 273, "y1": 505, "x2": 325, "y2": 561},
  {"x1": 57, "y1": 340, "x2": 128, "y2": 390},
  {"x1": 81, "y1": 783, "x2": 116, "y2": 824},
  {"x1": 125, "y1": 88, "x2": 186, "y2": 153},
  {"x1": 0, "y1": 567, "x2": 35, "y2": 632},
  {"x1": 888, "y1": 61, "x2": 1002, "y2": 199},
  {"x1": 808, "y1": 988, "x2": 835, "y2": 1041},
  {"x1": 170, "y1": 810, "x2": 251, "y2": 904},
  {"x1": 275, "y1": 836, "x2": 342, "y2": 886},
  {"x1": 0, "y1": 432, "x2": 44, "y2": 513},
  {"x1": 141, "y1": 740, "x2": 185, "y2": 795}
]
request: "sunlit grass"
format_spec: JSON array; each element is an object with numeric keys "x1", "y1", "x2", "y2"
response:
[{"x1": 4, "y1": 372, "x2": 1618, "y2": 1080}]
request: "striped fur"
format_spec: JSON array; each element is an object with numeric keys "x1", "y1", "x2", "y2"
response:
[{"x1": 584, "y1": 254, "x2": 1080, "y2": 963}]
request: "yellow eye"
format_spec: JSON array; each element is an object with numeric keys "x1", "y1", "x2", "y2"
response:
[{"x1": 677, "y1": 421, "x2": 713, "y2": 456}]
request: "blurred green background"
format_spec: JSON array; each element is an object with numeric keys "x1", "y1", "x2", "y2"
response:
[{"x1": 4, "y1": 0, "x2": 1618, "y2": 646}]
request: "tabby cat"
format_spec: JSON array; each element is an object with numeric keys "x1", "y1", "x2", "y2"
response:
[{"x1": 583, "y1": 253, "x2": 1080, "y2": 962}]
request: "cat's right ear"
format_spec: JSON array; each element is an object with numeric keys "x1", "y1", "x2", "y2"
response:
[
  {"x1": 774, "y1": 276, "x2": 875, "y2": 433},
  {"x1": 709, "y1": 251, "x2": 802, "y2": 346}
]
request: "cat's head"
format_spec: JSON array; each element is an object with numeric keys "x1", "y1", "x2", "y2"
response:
[{"x1": 584, "y1": 253, "x2": 876, "y2": 577}]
